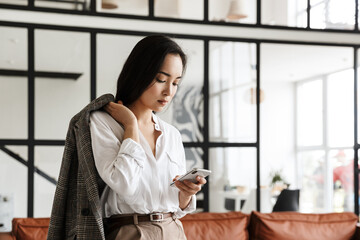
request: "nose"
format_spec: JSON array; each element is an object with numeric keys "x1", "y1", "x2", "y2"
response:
[{"x1": 163, "y1": 82, "x2": 173, "y2": 96}]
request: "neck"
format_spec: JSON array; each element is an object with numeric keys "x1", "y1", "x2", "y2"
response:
[{"x1": 128, "y1": 104, "x2": 154, "y2": 127}]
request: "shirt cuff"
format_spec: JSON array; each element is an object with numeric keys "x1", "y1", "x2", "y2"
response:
[
  {"x1": 118, "y1": 138, "x2": 146, "y2": 168},
  {"x1": 174, "y1": 194, "x2": 197, "y2": 219}
]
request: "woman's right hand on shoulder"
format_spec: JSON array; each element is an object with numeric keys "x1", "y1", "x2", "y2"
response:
[{"x1": 104, "y1": 101, "x2": 138, "y2": 129}]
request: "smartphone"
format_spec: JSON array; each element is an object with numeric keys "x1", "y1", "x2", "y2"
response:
[{"x1": 170, "y1": 168, "x2": 211, "y2": 187}]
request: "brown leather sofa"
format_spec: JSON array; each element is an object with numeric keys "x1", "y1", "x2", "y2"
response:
[
  {"x1": 0, "y1": 218, "x2": 49, "y2": 240},
  {"x1": 0, "y1": 211, "x2": 359, "y2": 240},
  {"x1": 181, "y1": 211, "x2": 360, "y2": 240}
]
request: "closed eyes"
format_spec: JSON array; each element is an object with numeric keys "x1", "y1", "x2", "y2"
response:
[{"x1": 156, "y1": 78, "x2": 179, "y2": 86}]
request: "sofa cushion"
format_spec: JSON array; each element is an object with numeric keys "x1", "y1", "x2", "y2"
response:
[
  {"x1": 249, "y1": 211, "x2": 358, "y2": 240},
  {"x1": 180, "y1": 211, "x2": 250, "y2": 240},
  {"x1": 12, "y1": 218, "x2": 50, "y2": 240}
]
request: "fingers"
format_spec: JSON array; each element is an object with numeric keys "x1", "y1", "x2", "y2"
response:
[
  {"x1": 105, "y1": 102, "x2": 124, "y2": 114},
  {"x1": 175, "y1": 181, "x2": 198, "y2": 196},
  {"x1": 173, "y1": 175, "x2": 181, "y2": 182},
  {"x1": 197, "y1": 176, "x2": 207, "y2": 185},
  {"x1": 175, "y1": 179, "x2": 202, "y2": 194}
]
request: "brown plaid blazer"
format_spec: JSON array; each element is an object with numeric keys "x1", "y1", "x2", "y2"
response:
[{"x1": 47, "y1": 94, "x2": 114, "y2": 240}]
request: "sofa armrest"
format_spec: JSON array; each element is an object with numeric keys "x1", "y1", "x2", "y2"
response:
[
  {"x1": 0, "y1": 232, "x2": 15, "y2": 240},
  {"x1": 352, "y1": 225, "x2": 360, "y2": 240}
]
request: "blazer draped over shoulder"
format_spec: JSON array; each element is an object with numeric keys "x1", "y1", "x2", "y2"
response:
[{"x1": 48, "y1": 94, "x2": 114, "y2": 240}]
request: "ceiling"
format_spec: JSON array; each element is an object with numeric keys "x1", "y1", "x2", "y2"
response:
[{"x1": 261, "y1": 43, "x2": 355, "y2": 83}]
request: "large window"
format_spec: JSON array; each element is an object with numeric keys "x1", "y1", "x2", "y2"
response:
[
  {"x1": 261, "y1": 43, "x2": 355, "y2": 214},
  {"x1": 296, "y1": 62, "x2": 354, "y2": 213}
]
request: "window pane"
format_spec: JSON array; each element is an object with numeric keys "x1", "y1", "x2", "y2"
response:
[
  {"x1": 0, "y1": 0, "x2": 27, "y2": 5},
  {"x1": 185, "y1": 147, "x2": 204, "y2": 211},
  {"x1": 330, "y1": 149, "x2": 354, "y2": 212},
  {"x1": 35, "y1": 30, "x2": 90, "y2": 140},
  {"x1": 261, "y1": 0, "x2": 307, "y2": 28},
  {"x1": 155, "y1": 0, "x2": 203, "y2": 20},
  {"x1": 209, "y1": 41, "x2": 257, "y2": 143},
  {"x1": 97, "y1": 0, "x2": 148, "y2": 16},
  {"x1": 0, "y1": 27, "x2": 28, "y2": 139},
  {"x1": 297, "y1": 79, "x2": 323, "y2": 146},
  {"x1": 35, "y1": 0, "x2": 90, "y2": 10},
  {"x1": 185, "y1": 147, "x2": 204, "y2": 171},
  {"x1": 0, "y1": 146, "x2": 28, "y2": 231},
  {"x1": 158, "y1": 39, "x2": 204, "y2": 142},
  {"x1": 0, "y1": 76, "x2": 28, "y2": 139},
  {"x1": 310, "y1": 2, "x2": 326, "y2": 29},
  {"x1": 209, "y1": 0, "x2": 256, "y2": 24},
  {"x1": 97, "y1": 34, "x2": 143, "y2": 97},
  {"x1": 0, "y1": 26, "x2": 27, "y2": 71},
  {"x1": 34, "y1": 146, "x2": 63, "y2": 217},
  {"x1": 298, "y1": 150, "x2": 325, "y2": 213},
  {"x1": 209, "y1": 147, "x2": 256, "y2": 212},
  {"x1": 327, "y1": 69, "x2": 354, "y2": 147},
  {"x1": 310, "y1": 0, "x2": 355, "y2": 30}
]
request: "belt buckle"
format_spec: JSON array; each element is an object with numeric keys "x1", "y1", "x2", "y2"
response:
[{"x1": 150, "y1": 213, "x2": 164, "y2": 222}]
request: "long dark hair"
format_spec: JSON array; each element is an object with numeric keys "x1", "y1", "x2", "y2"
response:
[{"x1": 115, "y1": 35, "x2": 187, "y2": 105}]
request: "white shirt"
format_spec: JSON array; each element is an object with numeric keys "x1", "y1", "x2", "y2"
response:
[{"x1": 89, "y1": 110, "x2": 196, "y2": 218}]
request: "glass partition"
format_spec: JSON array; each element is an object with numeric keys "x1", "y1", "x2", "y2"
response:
[
  {"x1": 0, "y1": 26, "x2": 28, "y2": 71},
  {"x1": 261, "y1": 43, "x2": 354, "y2": 213},
  {"x1": 35, "y1": 0, "x2": 90, "y2": 10},
  {"x1": 0, "y1": 27, "x2": 28, "y2": 139},
  {"x1": 261, "y1": 0, "x2": 307, "y2": 27},
  {"x1": 0, "y1": 146, "x2": 28, "y2": 231},
  {"x1": 0, "y1": 0, "x2": 27, "y2": 5},
  {"x1": 209, "y1": 41, "x2": 257, "y2": 143},
  {"x1": 310, "y1": 0, "x2": 355, "y2": 30},
  {"x1": 298, "y1": 150, "x2": 325, "y2": 212},
  {"x1": 330, "y1": 149, "x2": 354, "y2": 212},
  {"x1": 185, "y1": 147, "x2": 204, "y2": 211},
  {"x1": 97, "y1": 0, "x2": 148, "y2": 16},
  {"x1": 155, "y1": 0, "x2": 203, "y2": 20},
  {"x1": 34, "y1": 30, "x2": 90, "y2": 140},
  {"x1": 34, "y1": 146, "x2": 63, "y2": 217},
  {"x1": 209, "y1": 147, "x2": 256, "y2": 212},
  {"x1": 327, "y1": 69, "x2": 354, "y2": 147},
  {"x1": 209, "y1": 0, "x2": 256, "y2": 24}
]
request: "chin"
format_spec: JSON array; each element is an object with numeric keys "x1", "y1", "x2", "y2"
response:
[{"x1": 152, "y1": 106, "x2": 166, "y2": 112}]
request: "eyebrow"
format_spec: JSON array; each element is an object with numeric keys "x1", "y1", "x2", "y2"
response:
[{"x1": 158, "y1": 71, "x2": 182, "y2": 79}]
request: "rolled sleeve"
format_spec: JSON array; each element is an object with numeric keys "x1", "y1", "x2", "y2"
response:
[
  {"x1": 174, "y1": 194, "x2": 197, "y2": 219},
  {"x1": 118, "y1": 138, "x2": 145, "y2": 168}
]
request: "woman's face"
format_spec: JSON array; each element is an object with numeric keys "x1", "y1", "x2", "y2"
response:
[{"x1": 135, "y1": 53, "x2": 183, "y2": 112}]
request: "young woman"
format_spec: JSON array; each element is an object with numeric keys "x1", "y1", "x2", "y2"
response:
[{"x1": 89, "y1": 35, "x2": 206, "y2": 239}]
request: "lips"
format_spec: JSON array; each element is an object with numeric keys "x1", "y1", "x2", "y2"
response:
[{"x1": 158, "y1": 100, "x2": 168, "y2": 105}]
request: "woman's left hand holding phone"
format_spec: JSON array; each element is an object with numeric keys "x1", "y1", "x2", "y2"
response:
[
  {"x1": 173, "y1": 175, "x2": 207, "y2": 210},
  {"x1": 104, "y1": 101, "x2": 140, "y2": 143}
]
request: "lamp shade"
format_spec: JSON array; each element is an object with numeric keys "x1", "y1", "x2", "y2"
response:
[
  {"x1": 227, "y1": 0, "x2": 248, "y2": 19},
  {"x1": 102, "y1": 0, "x2": 118, "y2": 9}
]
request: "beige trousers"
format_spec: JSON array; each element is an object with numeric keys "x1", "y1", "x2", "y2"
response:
[{"x1": 105, "y1": 216, "x2": 187, "y2": 240}]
